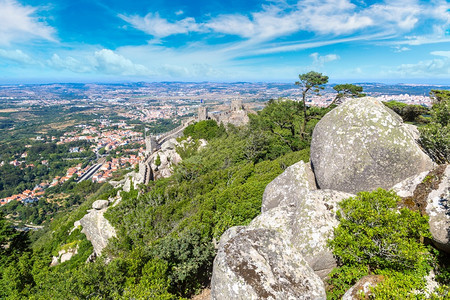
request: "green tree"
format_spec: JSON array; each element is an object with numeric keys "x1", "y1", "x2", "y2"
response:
[
  {"x1": 383, "y1": 101, "x2": 428, "y2": 123},
  {"x1": 329, "y1": 83, "x2": 365, "y2": 107},
  {"x1": 430, "y1": 89, "x2": 450, "y2": 103},
  {"x1": 295, "y1": 71, "x2": 329, "y2": 136},
  {"x1": 419, "y1": 89, "x2": 449, "y2": 163},
  {"x1": 183, "y1": 119, "x2": 225, "y2": 141}
]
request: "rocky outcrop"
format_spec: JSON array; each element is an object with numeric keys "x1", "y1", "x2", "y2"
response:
[
  {"x1": 251, "y1": 189, "x2": 354, "y2": 279},
  {"x1": 393, "y1": 164, "x2": 450, "y2": 253},
  {"x1": 311, "y1": 97, "x2": 434, "y2": 194},
  {"x1": 342, "y1": 275, "x2": 384, "y2": 300},
  {"x1": 291, "y1": 189, "x2": 354, "y2": 278},
  {"x1": 211, "y1": 227, "x2": 326, "y2": 300},
  {"x1": 149, "y1": 138, "x2": 182, "y2": 179},
  {"x1": 50, "y1": 244, "x2": 79, "y2": 267},
  {"x1": 92, "y1": 200, "x2": 109, "y2": 210},
  {"x1": 79, "y1": 200, "x2": 116, "y2": 256},
  {"x1": 148, "y1": 137, "x2": 207, "y2": 180},
  {"x1": 211, "y1": 157, "x2": 355, "y2": 300},
  {"x1": 261, "y1": 161, "x2": 316, "y2": 212},
  {"x1": 211, "y1": 98, "x2": 441, "y2": 299}
]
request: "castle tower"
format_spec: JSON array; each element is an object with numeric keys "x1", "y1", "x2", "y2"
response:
[
  {"x1": 145, "y1": 135, "x2": 158, "y2": 155},
  {"x1": 198, "y1": 106, "x2": 208, "y2": 121},
  {"x1": 231, "y1": 100, "x2": 244, "y2": 111}
]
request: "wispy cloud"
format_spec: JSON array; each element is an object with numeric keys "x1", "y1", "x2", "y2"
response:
[
  {"x1": 48, "y1": 54, "x2": 93, "y2": 73},
  {"x1": 47, "y1": 49, "x2": 154, "y2": 76},
  {"x1": 430, "y1": 51, "x2": 450, "y2": 58},
  {"x1": 94, "y1": 49, "x2": 153, "y2": 76},
  {"x1": 391, "y1": 0, "x2": 450, "y2": 46},
  {"x1": 310, "y1": 52, "x2": 340, "y2": 67},
  {"x1": 394, "y1": 51, "x2": 450, "y2": 77},
  {"x1": 0, "y1": 49, "x2": 34, "y2": 64},
  {"x1": 120, "y1": 0, "x2": 446, "y2": 42},
  {"x1": 0, "y1": 0, "x2": 55, "y2": 46},
  {"x1": 119, "y1": 13, "x2": 203, "y2": 38},
  {"x1": 393, "y1": 46, "x2": 411, "y2": 52}
]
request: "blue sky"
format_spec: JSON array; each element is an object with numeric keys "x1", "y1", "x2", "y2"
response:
[{"x1": 0, "y1": 0, "x2": 449, "y2": 84}]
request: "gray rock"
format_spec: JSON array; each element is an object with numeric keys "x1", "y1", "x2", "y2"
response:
[
  {"x1": 404, "y1": 123, "x2": 421, "y2": 141},
  {"x1": 292, "y1": 189, "x2": 354, "y2": 279},
  {"x1": 261, "y1": 161, "x2": 316, "y2": 212},
  {"x1": 342, "y1": 275, "x2": 384, "y2": 300},
  {"x1": 424, "y1": 270, "x2": 439, "y2": 297},
  {"x1": 392, "y1": 171, "x2": 429, "y2": 198},
  {"x1": 424, "y1": 165, "x2": 450, "y2": 252},
  {"x1": 393, "y1": 165, "x2": 450, "y2": 253},
  {"x1": 253, "y1": 189, "x2": 353, "y2": 279},
  {"x1": 211, "y1": 227, "x2": 326, "y2": 300},
  {"x1": 69, "y1": 220, "x2": 81, "y2": 234},
  {"x1": 342, "y1": 272, "x2": 437, "y2": 299},
  {"x1": 160, "y1": 138, "x2": 177, "y2": 151},
  {"x1": 249, "y1": 206, "x2": 295, "y2": 237},
  {"x1": 310, "y1": 97, "x2": 434, "y2": 194},
  {"x1": 216, "y1": 226, "x2": 247, "y2": 249},
  {"x1": 80, "y1": 204, "x2": 116, "y2": 256},
  {"x1": 50, "y1": 244, "x2": 79, "y2": 267},
  {"x1": 92, "y1": 200, "x2": 109, "y2": 210},
  {"x1": 150, "y1": 144, "x2": 182, "y2": 180}
]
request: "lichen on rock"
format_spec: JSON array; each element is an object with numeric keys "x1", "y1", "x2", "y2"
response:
[
  {"x1": 310, "y1": 97, "x2": 434, "y2": 194},
  {"x1": 394, "y1": 164, "x2": 450, "y2": 253},
  {"x1": 211, "y1": 227, "x2": 326, "y2": 300}
]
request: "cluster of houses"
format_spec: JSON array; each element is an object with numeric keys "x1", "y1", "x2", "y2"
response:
[
  {"x1": 58, "y1": 126, "x2": 142, "y2": 155},
  {"x1": 91, "y1": 155, "x2": 140, "y2": 183},
  {"x1": 1, "y1": 124, "x2": 146, "y2": 206}
]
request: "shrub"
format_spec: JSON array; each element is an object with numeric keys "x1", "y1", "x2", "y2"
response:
[{"x1": 327, "y1": 189, "x2": 433, "y2": 299}]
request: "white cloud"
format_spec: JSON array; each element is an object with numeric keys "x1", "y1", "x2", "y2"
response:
[
  {"x1": 93, "y1": 49, "x2": 153, "y2": 76},
  {"x1": 119, "y1": 13, "x2": 202, "y2": 38},
  {"x1": 366, "y1": 1, "x2": 420, "y2": 31},
  {"x1": 48, "y1": 54, "x2": 93, "y2": 73},
  {"x1": 394, "y1": 51, "x2": 450, "y2": 77},
  {"x1": 310, "y1": 52, "x2": 340, "y2": 66},
  {"x1": 206, "y1": 15, "x2": 255, "y2": 38},
  {"x1": 0, "y1": 0, "x2": 55, "y2": 46},
  {"x1": 0, "y1": 49, "x2": 34, "y2": 64},
  {"x1": 393, "y1": 1, "x2": 450, "y2": 46},
  {"x1": 120, "y1": 0, "x2": 449, "y2": 51},
  {"x1": 296, "y1": 0, "x2": 374, "y2": 35},
  {"x1": 431, "y1": 51, "x2": 450, "y2": 58},
  {"x1": 47, "y1": 50, "x2": 154, "y2": 76},
  {"x1": 393, "y1": 46, "x2": 411, "y2": 52}
]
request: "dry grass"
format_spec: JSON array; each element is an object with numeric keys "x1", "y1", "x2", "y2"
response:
[{"x1": 49, "y1": 120, "x2": 76, "y2": 130}]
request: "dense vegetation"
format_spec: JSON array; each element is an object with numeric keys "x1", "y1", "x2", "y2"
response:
[
  {"x1": 383, "y1": 100, "x2": 428, "y2": 123},
  {"x1": 0, "y1": 98, "x2": 330, "y2": 299},
  {"x1": 419, "y1": 90, "x2": 450, "y2": 164},
  {"x1": 0, "y1": 86, "x2": 448, "y2": 299},
  {"x1": 326, "y1": 189, "x2": 441, "y2": 299}
]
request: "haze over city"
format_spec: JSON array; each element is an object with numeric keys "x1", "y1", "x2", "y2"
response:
[{"x1": 0, "y1": 0, "x2": 449, "y2": 84}]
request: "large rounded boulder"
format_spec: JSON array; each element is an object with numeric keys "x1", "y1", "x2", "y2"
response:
[
  {"x1": 310, "y1": 97, "x2": 434, "y2": 194},
  {"x1": 211, "y1": 227, "x2": 326, "y2": 300}
]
